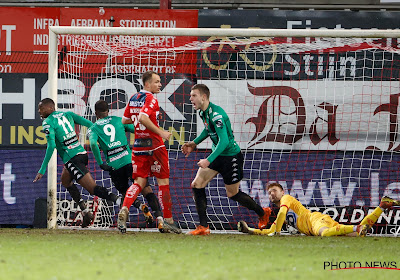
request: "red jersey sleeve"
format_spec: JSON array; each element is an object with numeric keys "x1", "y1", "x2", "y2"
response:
[
  {"x1": 140, "y1": 93, "x2": 158, "y2": 118},
  {"x1": 123, "y1": 101, "x2": 132, "y2": 120}
]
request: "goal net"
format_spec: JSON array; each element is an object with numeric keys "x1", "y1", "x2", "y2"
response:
[{"x1": 48, "y1": 27, "x2": 400, "y2": 235}]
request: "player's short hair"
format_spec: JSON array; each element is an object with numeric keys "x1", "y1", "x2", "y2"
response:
[
  {"x1": 191, "y1": 84, "x2": 210, "y2": 99},
  {"x1": 39, "y1": 98, "x2": 55, "y2": 107},
  {"x1": 266, "y1": 182, "x2": 284, "y2": 191},
  {"x1": 142, "y1": 71, "x2": 158, "y2": 85},
  {"x1": 95, "y1": 100, "x2": 109, "y2": 112}
]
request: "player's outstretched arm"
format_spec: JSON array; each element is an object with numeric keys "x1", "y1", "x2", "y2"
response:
[
  {"x1": 257, "y1": 224, "x2": 278, "y2": 236},
  {"x1": 266, "y1": 206, "x2": 288, "y2": 236},
  {"x1": 34, "y1": 132, "x2": 56, "y2": 182},
  {"x1": 237, "y1": 221, "x2": 277, "y2": 236},
  {"x1": 69, "y1": 111, "x2": 93, "y2": 128}
]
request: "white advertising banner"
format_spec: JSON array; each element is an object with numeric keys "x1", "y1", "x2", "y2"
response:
[{"x1": 196, "y1": 80, "x2": 400, "y2": 151}]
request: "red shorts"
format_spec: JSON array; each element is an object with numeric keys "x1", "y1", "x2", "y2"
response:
[{"x1": 131, "y1": 146, "x2": 170, "y2": 179}]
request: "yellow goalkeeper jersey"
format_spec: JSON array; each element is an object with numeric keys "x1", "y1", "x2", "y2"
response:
[{"x1": 275, "y1": 194, "x2": 313, "y2": 235}]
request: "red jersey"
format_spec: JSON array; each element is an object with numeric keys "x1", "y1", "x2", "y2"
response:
[{"x1": 123, "y1": 90, "x2": 164, "y2": 152}]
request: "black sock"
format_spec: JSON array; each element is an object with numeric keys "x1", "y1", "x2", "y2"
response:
[
  {"x1": 192, "y1": 188, "x2": 208, "y2": 227},
  {"x1": 230, "y1": 191, "x2": 264, "y2": 216},
  {"x1": 66, "y1": 184, "x2": 86, "y2": 211},
  {"x1": 145, "y1": 193, "x2": 163, "y2": 218},
  {"x1": 133, "y1": 199, "x2": 142, "y2": 209},
  {"x1": 94, "y1": 185, "x2": 117, "y2": 202}
]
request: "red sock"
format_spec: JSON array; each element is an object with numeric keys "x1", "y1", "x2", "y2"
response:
[
  {"x1": 158, "y1": 185, "x2": 172, "y2": 219},
  {"x1": 122, "y1": 183, "x2": 142, "y2": 209}
]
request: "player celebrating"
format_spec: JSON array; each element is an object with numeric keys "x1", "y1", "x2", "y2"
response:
[
  {"x1": 33, "y1": 98, "x2": 121, "y2": 228},
  {"x1": 88, "y1": 100, "x2": 164, "y2": 226},
  {"x1": 118, "y1": 71, "x2": 181, "y2": 234},
  {"x1": 181, "y1": 84, "x2": 270, "y2": 235},
  {"x1": 238, "y1": 182, "x2": 400, "y2": 236}
]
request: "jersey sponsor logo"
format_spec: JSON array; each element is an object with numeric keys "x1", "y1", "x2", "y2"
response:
[
  {"x1": 129, "y1": 100, "x2": 145, "y2": 107},
  {"x1": 107, "y1": 145, "x2": 127, "y2": 157},
  {"x1": 135, "y1": 131, "x2": 151, "y2": 138},
  {"x1": 134, "y1": 138, "x2": 153, "y2": 148},
  {"x1": 212, "y1": 114, "x2": 222, "y2": 122},
  {"x1": 63, "y1": 135, "x2": 78, "y2": 146},
  {"x1": 107, "y1": 141, "x2": 122, "y2": 148},
  {"x1": 109, "y1": 150, "x2": 129, "y2": 162},
  {"x1": 133, "y1": 150, "x2": 153, "y2": 156},
  {"x1": 67, "y1": 142, "x2": 80, "y2": 150}
]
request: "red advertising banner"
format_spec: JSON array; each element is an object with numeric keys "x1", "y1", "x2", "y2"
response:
[{"x1": 0, "y1": 7, "x2": 198, "y2": 73}]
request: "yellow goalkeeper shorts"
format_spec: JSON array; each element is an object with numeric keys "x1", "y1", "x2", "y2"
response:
[{"x1": 309, "y1": 212, "x2": 339, "y2": 236}]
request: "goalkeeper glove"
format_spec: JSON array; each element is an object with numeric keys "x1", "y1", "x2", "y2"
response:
[{"x1": 100, "y1": 163, "x2": 113, "y2": 171}]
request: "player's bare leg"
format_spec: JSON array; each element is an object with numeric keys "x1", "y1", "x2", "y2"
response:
[{"x1": 61, "y1": 168, "x2": 94, "y2": 227}]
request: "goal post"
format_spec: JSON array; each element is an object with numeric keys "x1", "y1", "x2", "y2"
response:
[{"x1": 48, "y1": 26, "x2": 400, "y2": 235}]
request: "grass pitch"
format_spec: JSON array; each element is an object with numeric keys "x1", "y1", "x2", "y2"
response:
[{"x1": 0, "y1": 228, "x2": 399, "y2": 280}]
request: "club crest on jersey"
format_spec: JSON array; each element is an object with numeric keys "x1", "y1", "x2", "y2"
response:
[
  {"x1": 215, "y1": 120, "x2": 223, "y2": 128},
  {"x1": 42, "y1": 124, "x2": 50, "y2": 134},
  {"x1": 151, "y1": 161, "x2": 161, "y2": 173}
]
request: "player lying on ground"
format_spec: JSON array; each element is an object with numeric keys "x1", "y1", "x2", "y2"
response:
[
  {"x1": 238, "y1": 182, "x2": 400, "y2": 236},
  {"x1": 119, "y1": 71, "x2": 181, "y2": 234},
  {"x1": 181, "y1": 84, "x2": 271, "y2": 235},
  {"x1": 33, "y1": 98, "x2": 121, "y2": 227},
  {"x1": 88, "y1": 100, "x2": 164, "y2": 227}
]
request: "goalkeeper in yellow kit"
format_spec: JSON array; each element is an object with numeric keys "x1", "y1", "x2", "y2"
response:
[{"x1": 238, "y1": 182, "x2": 400, "y2": 237}]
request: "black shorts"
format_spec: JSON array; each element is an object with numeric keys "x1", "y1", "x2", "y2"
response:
[
  {"x1": 65, "y1": 153, "x2": 89, "y2": 182},
  {"x1": 109, "y1": 163, "x2": 133, "y2": 195},
  {"x1": 209, "y1": 152, "x2": 244, "y2": 185}
]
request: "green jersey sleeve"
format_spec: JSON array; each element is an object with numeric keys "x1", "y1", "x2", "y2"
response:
[
  {"x1": 67, "y1": 111, "x2": 93, "y2": 128},
  {"x1": 193, "y1": 128, "x2": 208, "y2": 145},
  {"x1": 88, "y1": 126, "x2": 103, "y2": 166},
  {"x1": 206, "y1": 115, "x2": 229, "y2": 163},
  {"x1": 123, "y1": 123, "x2": 135, "y2": 134},
  {"x1": 38, "y1": 120, "x2": 57, "y2": 175}
]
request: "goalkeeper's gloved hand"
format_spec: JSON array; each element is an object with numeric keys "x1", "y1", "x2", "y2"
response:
[{"x1": 100, "y1": 163, "x2": 113, "y2": 171}]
